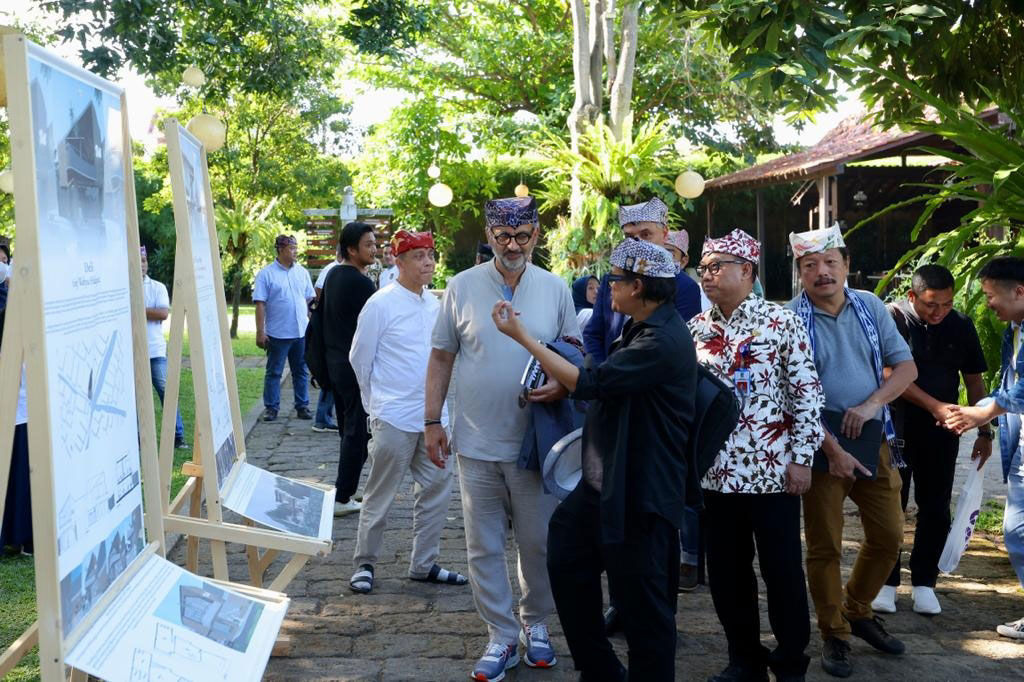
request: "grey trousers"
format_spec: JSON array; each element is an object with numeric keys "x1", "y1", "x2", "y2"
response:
[
  {"x1": 353, "y1": 419, "x2": 454, "y2": 577},
  {"x1": 457, "y1": 454, "x2": 559, "y2": 645}
]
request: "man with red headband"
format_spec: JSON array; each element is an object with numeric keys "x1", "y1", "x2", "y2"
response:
[{"x1": 346, "y1": 230, "x2": 467, "y2": 594}]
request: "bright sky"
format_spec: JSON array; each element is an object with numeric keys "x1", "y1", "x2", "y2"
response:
[{"x1": 4, "y1": 1, "x2": 860, "y2": 154}]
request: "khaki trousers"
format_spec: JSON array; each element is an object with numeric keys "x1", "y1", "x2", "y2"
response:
[
  {"x1": 803, "y1": 442, "x2": 904, "y2": 640},
  {"x1": 457, "y1": 454, "x2": 559, "y2": 645},
  {"x1": 353, "y1": 419, "x2": 454, "y2": 577}
]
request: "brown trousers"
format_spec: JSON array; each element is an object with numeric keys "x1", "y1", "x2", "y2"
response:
[{"x1": 803, "y1": 443, "x2": 904, "y2": 640}]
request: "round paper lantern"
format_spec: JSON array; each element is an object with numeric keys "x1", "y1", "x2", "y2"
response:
[
  {"x1": 0, "y1": 168, "x2": 13, "y2": 194},
  {"x1": 427, "y1": 164, "x2": 441, "y2": 179},
  {"x1": 514, "y1": 183, "x2": 529, "y2": 198},
  {"x1": 187, "y1": 113, "x2": 226, "y2": 152},
  {"x1": 428, "y1": 182, "x2": 453, "y2": 207},
  {"x1": 182, "y1": 65, "x2": 206, "y2": 88},
  {"x1": 674, "y1": 170, "x2": 705, "y2": 199}
]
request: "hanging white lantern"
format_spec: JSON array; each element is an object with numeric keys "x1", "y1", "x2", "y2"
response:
[
  {"x1": 674, "y1": 170, "x2": 705, "y2": 199},
  {"x1": 428, "y1": 182, "x2": 453, "y2": 207},
  {"x1": 514, "y1": 183, "x2": 529, "y2": 198},
  {"x1": 427, "y1": 164, "x2": 441, "y2": 179},
  {"x1": 0, "y1": 168, "x2": 13, "y2": 194},
  {"x1": 182, "y1": 65, "x2": 206, "y2": 88},
  {"x1": 187, "y1": 113, "x2": 227, "y2": 152}
]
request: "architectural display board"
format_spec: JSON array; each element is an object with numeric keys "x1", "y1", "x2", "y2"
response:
[
  {"x1": 0, "y1": 35, "x2": 287, "y2": 681},
  {"x1": 160, "y1": 120, "x2": 333, "y2": 591}
]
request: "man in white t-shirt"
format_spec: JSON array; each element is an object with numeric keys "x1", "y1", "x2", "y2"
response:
[
  {"x1": 346, "y1": 230, "x2": 466, "y2": 595},
  {"x1": 378, "y1": 242, "x2": 399, "y2": 288},
  {"x1": 141, "y1": 247, "x2": 186, "y2": 449}
]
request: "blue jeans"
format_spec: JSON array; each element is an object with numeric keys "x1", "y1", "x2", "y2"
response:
[
  {"x1": 680, "y1": 504, "x2": 700, "y2": 567},
  {"x1": 263, "y1": 336, "x2": 309, "y2": 412},
  {"x1": 314, "y1": 386, "x2": 335, "y2": 426},
  {"x1": 1006, "y1": 448, "x2": 1024, "y2": 589},
  {"x1": 150, "y1": 356, "x2": 185, "y2": 442}
]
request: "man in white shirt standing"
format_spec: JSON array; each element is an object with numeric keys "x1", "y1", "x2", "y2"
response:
[
  {"x1": 141, "y1": 247, "x2": 187, "y2": 450},
  {"x1": 378, "y1": 242, "x2": 399, "y2": 288},
  {"x1": 347, "y1": 230, "x2": 467, "y2": 594}
]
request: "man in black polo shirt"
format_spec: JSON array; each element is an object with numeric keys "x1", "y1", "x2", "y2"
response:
[{"x1": 871, "y1": 264, "x2": 990, "y2": 616}]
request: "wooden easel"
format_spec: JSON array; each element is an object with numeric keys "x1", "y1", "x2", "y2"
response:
[
  {"x1": 0, "y1": 34, "x2": 166, "y2": 678},
  {"x1": 158, "y1": 120, "x2": 332, "y2": 593}
]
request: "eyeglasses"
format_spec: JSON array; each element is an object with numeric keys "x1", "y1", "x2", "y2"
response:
[
  {"x1": 491, "y1": 229, "x2": 534, "y2": 246},
  {"x1": 696, "y1": 260, "x2": 748, "y2": 277}
]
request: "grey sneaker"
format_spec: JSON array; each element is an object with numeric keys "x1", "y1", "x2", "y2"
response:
[
  {"x1": 997, "y1": 616, "x2": 1024, "y2": 640},
  {"x1": 262, "y1": 408, "x2": 278, "y2": 422}
]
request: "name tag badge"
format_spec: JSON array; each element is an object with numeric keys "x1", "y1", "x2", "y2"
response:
[{"x1": 734, "y1": 367, "x2": 752, "y2": 397}]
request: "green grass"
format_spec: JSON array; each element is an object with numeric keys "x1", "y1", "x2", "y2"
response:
[
  {"x1": 0, "y1": 366, "x2": 265, "y2": 680},
  {"x1": 976, "y1": 499, "x2": 1005, "y2": 535},
  {"x1": 0, "y1": 553, "x2": 38, "y2": 681}
]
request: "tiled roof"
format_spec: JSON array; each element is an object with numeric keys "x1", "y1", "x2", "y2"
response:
[{"x1": 705, "y1": 108, "x2": 1000, "y2": 192}]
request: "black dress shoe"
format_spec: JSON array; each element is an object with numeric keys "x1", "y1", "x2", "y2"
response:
[
  {"x1": 849, "y1": 615, "x2": 905, "y2": 655},
  {"x1": 820, "y1": 637, "x2": 853, "y2": 678},
  {"x1": 707, "y1": 663, "x2": 769, "y2": 682},
  {"x1": 603, "y1": 605, "x2": 621, "y2": 636}
]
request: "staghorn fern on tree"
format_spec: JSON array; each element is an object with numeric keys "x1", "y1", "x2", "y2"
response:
[{"x1": 535, "y1": 116, "x2": 686, "y2": 279}]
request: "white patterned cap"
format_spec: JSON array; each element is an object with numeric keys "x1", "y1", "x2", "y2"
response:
[
  {"x1": 618, "y1": 197, "x2": 668, "y2": 227},
  {"x1": 702, "y1": 229, "x2": 760, "y2": 262},
  {"x1": 665, "y1": 230, "x2": 690, "y2": 255},
  {"x1": 789, "y1": 223, "x2": 846, "y2": 259},
  {"x1": 609, "y1": 238, "x2": 676, "y2": 278}
]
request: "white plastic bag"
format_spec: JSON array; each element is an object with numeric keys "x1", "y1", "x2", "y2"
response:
[{"x1": 938, "y1": 458, "x2": 987, "y2": 573}]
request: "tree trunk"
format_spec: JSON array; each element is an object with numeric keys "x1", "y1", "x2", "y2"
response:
[
  {"x1": 587, "y1": 0, "x2": 604, "y2": 111},
  {"x1": 603, "y1": 0, "x2": 617, "y2": 95},
  {"x1": 230, "y1": 267, "x2": 243, "y2": 339},
  {"x1": 609, "y1": 2, "x2": 638, "y2": 142},
  {"x1": 567, "y1": 0, "x2": 598, "y2": 228}
]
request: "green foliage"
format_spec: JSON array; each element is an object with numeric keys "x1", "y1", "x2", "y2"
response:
[
  {"x1": 845, "y1": 65, "x2": 1024, "y2": 388},
  {"x1": 536, "y1": 117, "x2": 690, "y2": 278},
  {"x1": 345, "y1": 0, "x2": 784, "y2": 154},
  {"x1": 976, "y1": 499, "x2": 1005, "y2": 535},
  {"x1": 352, "y1": 98, "x2": 499, "y2": 283},
  {"x1": 42, "y1": 0, "x2": 346, "y2": 102},
  {"x1": 681, "y1": 1, "x2": 1024, "y2": 123}
]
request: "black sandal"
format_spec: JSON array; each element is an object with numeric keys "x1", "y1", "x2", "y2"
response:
[
  {"x1": 349, "y1": 564, "x2": 374, "y2": 593},
  {"x1": 410, "y1": 563, "x2": 468, "y2": 585}
]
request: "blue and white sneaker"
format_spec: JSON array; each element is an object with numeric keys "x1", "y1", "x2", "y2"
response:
[
  {"x1": 471, "y1": 642, "x2": 519, "y2": 681},
  {"x1": 519, "y1": 622, "x2": 557, "y2": 668}
]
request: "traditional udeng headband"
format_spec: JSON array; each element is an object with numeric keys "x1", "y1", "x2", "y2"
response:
[
  {"x1": 618, "y1": 196, "x2": 668, "y2": 227},
  {"x1": 702, "y1": 228, "x2": 761, "y2": 263},
  {"x1": 789, "y1": 223, "x2": 845, "y2": 259},
  {"x1": 609, "y1": 238, "x2": 676, "y2": 278},
  {"x1": 391, "y1": 230, "x2": 435, "y2": 255},
  {"x1": 484, "y1": 196, "x2": 539, "y2": 228}
]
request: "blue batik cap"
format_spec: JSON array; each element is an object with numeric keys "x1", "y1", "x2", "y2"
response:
[
  {"x1": 484, "y1": 196, "x2": 539, "y2": 228},
  {"x1": 609, "y1": 238, "x2": 676, "y2": 278}
]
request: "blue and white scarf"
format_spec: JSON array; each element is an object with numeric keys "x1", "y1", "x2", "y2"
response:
[{"x1": 797, "y1": 288, "x2": 905, "y2": 468}]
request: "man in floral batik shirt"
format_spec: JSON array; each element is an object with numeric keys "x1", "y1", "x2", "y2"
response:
[{"x1": 688, "y1": 229, "x2": 824, "y2": 682}]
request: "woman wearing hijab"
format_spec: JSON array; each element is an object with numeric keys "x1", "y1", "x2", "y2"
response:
[
  {"x1": 493, "y1": 238, "x2": 696, "y2": 681},
  {"x1": 572, "y1": 275, "x2": 599, "y2": 334}
]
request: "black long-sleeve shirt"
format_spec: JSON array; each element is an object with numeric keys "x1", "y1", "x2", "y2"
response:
[
  {"x1": 571, "y1": 301, "x2": 697, "y2": 543},
  {"x1": 322, "y1": 263, "x2": 376, "y2": 388}
]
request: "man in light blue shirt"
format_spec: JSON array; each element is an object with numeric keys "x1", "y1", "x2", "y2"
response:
[{"x1": 253, "y1": 234, "x2": 316, "y2": 421}]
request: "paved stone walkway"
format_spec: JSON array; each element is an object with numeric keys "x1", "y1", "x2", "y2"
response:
[{"x1": 170, "y1": 377, "x2": 1024, "y2": 681}]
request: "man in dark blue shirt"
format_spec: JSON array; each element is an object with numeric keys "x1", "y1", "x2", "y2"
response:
[{"x1": 583, "y1": 197, "x2": 701, "y2": 364}]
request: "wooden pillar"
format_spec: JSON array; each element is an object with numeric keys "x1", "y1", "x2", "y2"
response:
[
  {"x1": 830, "y1": 175, "x2": 839, "y2": 224},
  {"x1": 755, "y1": 189, "x2": 766, "y2": 277},
  {"x1": 705, "y1": 198, "x2": 714, "y2": 236},
  {"x1": 817, "y1": 176, "x2": 829, "y2": 229}
]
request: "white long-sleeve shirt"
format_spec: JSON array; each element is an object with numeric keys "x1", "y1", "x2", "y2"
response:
[{"x1": 349, "y1": 281, "x2": 448, "y2": 433}]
